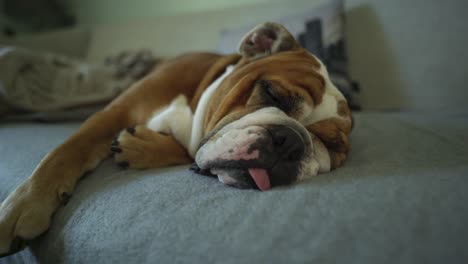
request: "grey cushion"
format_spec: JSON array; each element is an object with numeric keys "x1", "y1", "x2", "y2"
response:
[{"x1": 1, "y1": 111, "x2": 468, "y2": 263}]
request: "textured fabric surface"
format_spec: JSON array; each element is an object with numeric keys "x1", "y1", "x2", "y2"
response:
[
  {"x1": 0, "y1": 48, "x2": 159, "y2": 121},
  {"x1": 0, "y1": 28, "x2": 90, "y2": 59},
  {"x1": 1, "y1": 112, "x2": 468, "y2": 263}
]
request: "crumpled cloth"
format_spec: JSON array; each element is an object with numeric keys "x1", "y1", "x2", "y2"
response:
[{"x1": 0, "y1": 46, "x2": 160, "y2": 121}]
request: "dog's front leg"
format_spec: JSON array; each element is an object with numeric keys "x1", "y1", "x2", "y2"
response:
[{"x1": 0, "y1": 108, "x2": 128, "y2": 257}]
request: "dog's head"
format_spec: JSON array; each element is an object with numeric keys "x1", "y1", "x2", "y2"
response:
[{"x1": 195, "y1": 22, "x2": 352, "y2": 191}]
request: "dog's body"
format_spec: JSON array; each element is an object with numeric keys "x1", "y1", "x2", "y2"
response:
[{"x1": 0, "y1": 22, "x2": 352, "y2": 257}]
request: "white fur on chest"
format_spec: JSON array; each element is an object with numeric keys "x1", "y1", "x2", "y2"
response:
[{"x1": 146, "y1": 65, "x2": 235, "y2": 158}]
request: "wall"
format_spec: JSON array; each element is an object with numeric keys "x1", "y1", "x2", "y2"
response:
[
  {"x1": 345, "y1": 0, "x2": 468, "y2": 112},
  {"x1": 65, "y1": 0, "x2": 468, "y2": 112},
  {"x1": 64, "y1": 0, "x2": 292, "y2": 25}
]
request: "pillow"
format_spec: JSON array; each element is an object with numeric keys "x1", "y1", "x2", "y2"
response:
[{"x1": 218, "y1": 0, "x2": 360, "y2": 110}]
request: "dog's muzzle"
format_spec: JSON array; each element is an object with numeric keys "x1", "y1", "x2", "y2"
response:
[{"x1": 195, "y1": 108, "x2": 313, "y2": 191}]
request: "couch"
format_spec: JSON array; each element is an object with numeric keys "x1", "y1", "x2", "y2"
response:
[{"x1": 1, "y1": 0, "x2": 467, "y2": 263}]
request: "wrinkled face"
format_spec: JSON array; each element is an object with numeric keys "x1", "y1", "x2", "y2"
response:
[{"x1": 194, "y1": 22, "x2": 351, "y2": 191}]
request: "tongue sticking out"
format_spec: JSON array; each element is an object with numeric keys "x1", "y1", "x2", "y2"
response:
[{"x1": 248, "y1": 168, "x2": 271, "y2": 191}]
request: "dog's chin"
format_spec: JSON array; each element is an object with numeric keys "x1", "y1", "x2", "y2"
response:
[{"x1": 213, "y1": 168, "x2": 259, "y2": 190}]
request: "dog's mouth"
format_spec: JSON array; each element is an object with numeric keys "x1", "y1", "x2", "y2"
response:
[
  {"x1": 190, "y1": 164, "x2": 271, "y2": 191},
  {"x1": 194, "y1": 114, "x2": 310, "y2": 191},
  {"x1": 213, "y1": 168, "x2": 271, "y2": 191}
]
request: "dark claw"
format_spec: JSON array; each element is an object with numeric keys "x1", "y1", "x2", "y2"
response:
[
  {"x1": 110, "y1": 146, "x2": 122, "y2": 153},
  {"x1": 189, "y1": 163, "x2": 215, "y2": 177},
  {"x1": 60, "y1": 192, "x2": 71, "y2": 206},
  {"x1": 189, "y1": 162, "x2": 201, "y2": 172},
  {"x1": 126, "y1": 127, "x2": 136, "y2": 135},
  {"x1": 82, "y1": 170, "x2": 93, "y2": 178},
  {"x1": 117, "y1": 161, "x2": 129, "y2": 169},
  {"x1": 0, "y1": 237, "x2": 27, "y2": 258}
]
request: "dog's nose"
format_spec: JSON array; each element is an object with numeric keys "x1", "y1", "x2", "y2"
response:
[
  {"x1": 269, "y1": 125, "x2": 305, "y2": 162},
  {"x1": 261, "y1": 125, "x2": 305, "y2": 187}
]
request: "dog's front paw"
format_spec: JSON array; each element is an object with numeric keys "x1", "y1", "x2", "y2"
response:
[
  {"x1": 111, "y1": 126, "x2": 167, "y2": 169},
  {"x1": 0, "y1": 181, "x2": 61, "y2": 257},
  {"x1": 111, "y1": 125, "x2": 192, "y2": 169}
]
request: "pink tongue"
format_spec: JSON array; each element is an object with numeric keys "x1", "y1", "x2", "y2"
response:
[{"x1": 248, "y1": 168, "x2": 271, "y2": 191}]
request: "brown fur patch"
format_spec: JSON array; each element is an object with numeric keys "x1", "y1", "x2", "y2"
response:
[
  {"x1": 337, "y1": 100, "x2": 350, "y2": 117},
  {"x1": 306, "y1": 117, "x2": 352, "y2": 169},
  {"x1": 204, "y1": 49, "x2": 324, "y2": 133}
]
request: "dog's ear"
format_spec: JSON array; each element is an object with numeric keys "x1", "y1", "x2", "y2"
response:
[{"x1": 238, "y1": 22, "x2": 301, "y2": 60}]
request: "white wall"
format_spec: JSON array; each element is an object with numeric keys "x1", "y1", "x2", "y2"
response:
[{"x1": 65, "y1": 0, "x2": 293, "y2": 25}]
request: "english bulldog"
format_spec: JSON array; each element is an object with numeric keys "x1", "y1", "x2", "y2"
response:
[{"x1": 0, "y1": 22, "x2": 352, "y2": 257}]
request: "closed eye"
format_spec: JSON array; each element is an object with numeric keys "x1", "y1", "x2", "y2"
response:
[
  {"x1": 247, "y1": 79, "x2": 301, "y2": 115},
  {"x1": 258, "y1": 80, "x2": 282, "y2": 105},
  {"x1": 257, "y1": 80, "x2": 298, "y2": 114}
]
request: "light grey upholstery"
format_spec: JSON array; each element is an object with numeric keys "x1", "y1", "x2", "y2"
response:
[{"x1": 1, "y1": 112, "x2": 467, "y2": 263}]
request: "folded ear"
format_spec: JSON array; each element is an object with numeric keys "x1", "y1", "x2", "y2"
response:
[{"x1": 238, "y1": 22, "x2": 301, "y2": 60}]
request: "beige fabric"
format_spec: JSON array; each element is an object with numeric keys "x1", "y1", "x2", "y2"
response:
[
  {"x1": 0, "y1": 28, "x2": 90, "y2": 59},
  {"x1": 0, "y1": 47, "x2": 158, "y2": 121}
]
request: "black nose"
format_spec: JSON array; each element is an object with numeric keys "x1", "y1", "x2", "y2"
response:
[
  {"x1": 269, "y1": 125, "x2": 305, "y2": 162},
  {"x1": 266, "y1": 125, "x2": 305, "y2": 186}
]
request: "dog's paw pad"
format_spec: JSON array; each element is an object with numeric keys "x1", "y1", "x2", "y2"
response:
[{"x1": 0, "y1": 181, "x2": 59, "y2": 257}]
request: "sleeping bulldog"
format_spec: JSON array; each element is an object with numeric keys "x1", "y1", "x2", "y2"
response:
[{"x1": 0, "y1": 22, "x2": 352, "y2": 257}]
